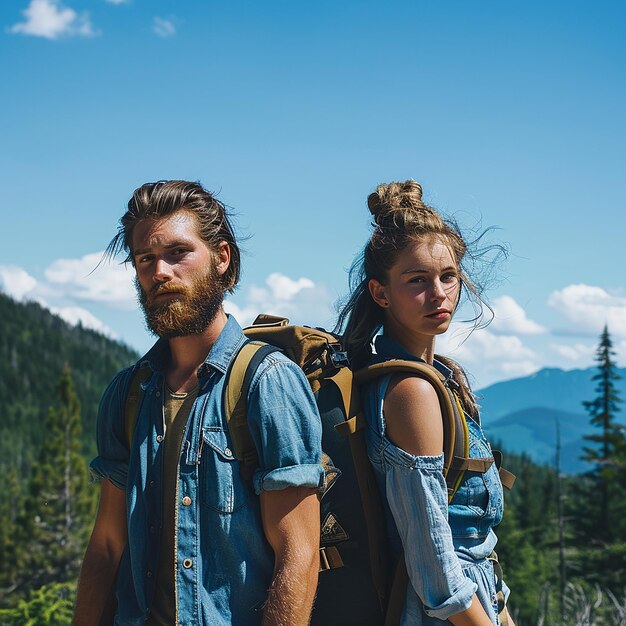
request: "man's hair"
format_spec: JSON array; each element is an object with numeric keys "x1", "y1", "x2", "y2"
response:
[{"x1": 107, "y1": 180, "x2": 241, "y2": 293}]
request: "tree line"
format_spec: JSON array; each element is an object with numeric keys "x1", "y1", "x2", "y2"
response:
[{"x1": 0, "y1": 293, "x2": 624, "y2": 624}]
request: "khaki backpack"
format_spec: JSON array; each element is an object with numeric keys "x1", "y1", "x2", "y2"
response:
[{"x1": 124, "y1": 314, "x2": 515, "y2": 625}]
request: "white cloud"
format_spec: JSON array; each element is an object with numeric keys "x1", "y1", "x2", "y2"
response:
[
  {"x1": 49, "y1": 305, "x2": 116, "y2": 337},
  {"x1": 548, "y1": 284, "x2": 626, "y2": 337},
  {"x1": 550, "y1": 342, "x2": 595, "y2": 363},
  {"x1": 225, "y1": 272, "x2": 334, "y2": 329},
  {"x1": 44, "y1": 252, "x2": 136, "y2": 309},
  {"x1": 153, "y1": 16, "x2": 176, "y2": 38},
  {"x1": 0, "y1": 266, "x2": 38, "y2": 301},
  {"x1": 438, "y1": 324, "x2": 540, "y2": 387},
  {"x1": 491, "y1": 295, "x2": 546, "y2": 335},
  {"x1": 10, "y1": 0, "x2": 95, "y2": 39},
  {"x1": 0, "y1": 262, "x2": 115, "y2": 338}
]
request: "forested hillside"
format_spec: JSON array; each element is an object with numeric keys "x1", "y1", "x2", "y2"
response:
[
  {"x1": 0, "y1": 292, "x2": 138, "y2": 486},
  {"x1": 1, "y1": 293, "x2": 625, "y2": 625}
]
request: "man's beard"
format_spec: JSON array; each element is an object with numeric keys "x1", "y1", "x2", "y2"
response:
[{"x1": 136, "y1": 269, "x2": 225, "y2": 338}]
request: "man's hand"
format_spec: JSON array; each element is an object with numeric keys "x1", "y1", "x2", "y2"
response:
[
  {"x1": 260, "y1": 486, "x2": 320, "y2": 626},
  {"x1": 73, "y1": 480, "x2": 127, "y2": 626}
]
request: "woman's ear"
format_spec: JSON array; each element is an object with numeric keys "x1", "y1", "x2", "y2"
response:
[{"x1": 368, "y1": 278, "x2": 388, "y2": 309}]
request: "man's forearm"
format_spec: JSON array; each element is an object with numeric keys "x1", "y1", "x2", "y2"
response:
[
  {"x1": 262, "y1": 547, "x2": 318, "y2": 626},
  {"x1": 73, "y1": 540, "x2": 122, "y2": 626}
]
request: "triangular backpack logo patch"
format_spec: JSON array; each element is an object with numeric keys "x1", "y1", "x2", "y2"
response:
[{"x1": 321, "y1": 512, "x2": 349, "y2": 545}]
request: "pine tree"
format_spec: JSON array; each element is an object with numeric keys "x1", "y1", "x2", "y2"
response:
[
  {"x1": 581, "y1": 325, "x2": 624, "y2": 541},
  {"x1": 18, "y1": 365, "x2": 96, "y2": 594},
  {"x1": 0, "y1": 465, "x2": 24, "y2": 603}
]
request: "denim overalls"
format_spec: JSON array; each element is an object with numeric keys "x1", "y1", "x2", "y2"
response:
[{"x1": 362, "y1": 334, "x2": 506, "y2": 625}]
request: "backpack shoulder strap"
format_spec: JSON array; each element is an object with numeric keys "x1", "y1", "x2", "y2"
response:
[
  {"x1": 124, "y1": 362, "x2": 152, "y2": 449},
  {"x1": 224, "y1": 340, "x2": 281, "y2": 481},
  {"x1": 355, "y1": 359, "x2": 480, "y2": 503}
]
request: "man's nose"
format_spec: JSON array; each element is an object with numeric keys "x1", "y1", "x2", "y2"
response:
[{"x1": 153, "y1": 258, "x2": 173, "y2": 282}]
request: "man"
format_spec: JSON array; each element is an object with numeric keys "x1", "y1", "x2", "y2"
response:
[{"x1": 74, "y1": 181, "x2": 323, "y2": 626}]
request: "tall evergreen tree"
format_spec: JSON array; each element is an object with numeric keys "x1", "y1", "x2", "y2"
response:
[
  {"x1": 0, "y1": 465, "x2": 24, "y2": 603},
  {"x1": 19, "y1": 365, "x2": 96, "y2": 594},
  {"x1": 581, "y1": 325, "x2": 624, "y2": 541}
]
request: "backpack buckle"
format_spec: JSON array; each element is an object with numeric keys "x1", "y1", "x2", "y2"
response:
[{"x1": 328, "y1": 343, "x2": 349, "y2": 368}]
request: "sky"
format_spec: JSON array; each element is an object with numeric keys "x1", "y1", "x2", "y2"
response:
[{"x1": 1, "y1": 0, "x2": 625, "y2": 389}]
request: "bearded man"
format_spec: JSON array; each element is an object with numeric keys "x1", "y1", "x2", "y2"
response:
[{"x1": 73, "y1": 181, "x2": 323, "y2": 626}]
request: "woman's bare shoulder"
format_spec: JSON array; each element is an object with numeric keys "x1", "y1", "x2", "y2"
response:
[{"x1": 383, "y1": 374, "x2": 444, "y2": 456}]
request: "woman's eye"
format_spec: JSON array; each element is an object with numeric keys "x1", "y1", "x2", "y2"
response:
[{"x1": 442, "y1": 273, "x2": 458, "y2": 282}]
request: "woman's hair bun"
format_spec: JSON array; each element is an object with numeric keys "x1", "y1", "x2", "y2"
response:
[{"x1": 367, "y1": 180, "x2": 424, "y2": 224}]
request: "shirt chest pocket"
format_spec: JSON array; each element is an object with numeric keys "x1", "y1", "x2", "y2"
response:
[{"x1": 200, "y1": 428, "x2": 251, "y2": 514}]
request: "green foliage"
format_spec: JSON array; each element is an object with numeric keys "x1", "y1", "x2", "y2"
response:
[
  {"x1": 494, "y1": 450, "x2": 560, "y2": 625},
  {"x1": 0, "y1": 582, "x2": 75, "y2": 626},
  {"x1": 0, "y1": 294, "x2": 137, "y2": 608},
  {"x1": 581, "y1": 325, "x2": 625, "y2": 541},
  {"x1": 2, "y1": 293, "x2": 626, "y2": 622},
  {"x1": 0, "y1": 292, "x2": 137, "y2": 497},
  {"x1": 16, "y1": 367, "x2": 97, "y2": 596},
  {"x1": 0, "y1": 465, "x2": 24, "y2": 597}
]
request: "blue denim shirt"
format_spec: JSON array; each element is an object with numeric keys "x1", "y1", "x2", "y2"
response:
[
  {"x1": 90, "y1": 315, "x2": 324, "y2": 626},
  {"x1": 362, "y1": 335, "x2": 505, "y2": 625}
]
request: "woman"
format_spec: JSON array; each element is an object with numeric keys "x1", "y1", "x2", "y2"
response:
[{"x1": 337, "y1": 180, "x2": 513, "y2": 626}]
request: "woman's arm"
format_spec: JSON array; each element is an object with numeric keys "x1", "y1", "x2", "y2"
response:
[{"x1": 384, "y1": 375, "x2": 493, "y2": 626}]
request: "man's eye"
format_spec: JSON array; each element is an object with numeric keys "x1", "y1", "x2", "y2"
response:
[{"x1": 173, "y1": 248, "x2": 188, "y2": 255}]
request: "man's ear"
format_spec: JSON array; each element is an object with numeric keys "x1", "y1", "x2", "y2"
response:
[
  {"x1": 215, "y1": 241, "x2": 231, "y2": 277},
  {"x1": 368, "y1": 278, "x2": 388, "y2": 309}
]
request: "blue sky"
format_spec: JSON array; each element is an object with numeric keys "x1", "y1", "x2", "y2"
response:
[{"x1": 2, "y1": 0, "x2": 625, "y2": 388}]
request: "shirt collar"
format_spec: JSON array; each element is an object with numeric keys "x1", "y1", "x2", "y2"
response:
[
  {"x1": 373, "y1": 333, "x2": 454, "y2": 383},
  {"x1": 139, "y1": 314, "x2": 246, "y2": 378}
]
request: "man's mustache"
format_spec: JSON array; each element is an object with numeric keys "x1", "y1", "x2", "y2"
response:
[{"x1": 146, "y1": 282, "x2": 189, "y2": 300}]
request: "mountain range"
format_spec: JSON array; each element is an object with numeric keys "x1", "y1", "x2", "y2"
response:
[
  {"x1": 478, "y1": 366, "x2": 626, "y2": 474},
  {"x1": 1, "y1": 291, "x2": 620, "y2": 477}
]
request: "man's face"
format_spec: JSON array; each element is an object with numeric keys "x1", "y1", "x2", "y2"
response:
[{"x1": 132, "y1": 211, "x2": 229, "y2": 338}]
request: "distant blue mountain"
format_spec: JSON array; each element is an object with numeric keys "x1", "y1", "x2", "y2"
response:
[
  {"x1": 477, "y1": 366, "x2": 626, "y2": 423},
  {"x1": 484, "y1": 407, "x2": 590, "y2": 474},
  {"x1": 476, "y1": 365, "x2": 626, "y2": 474}
]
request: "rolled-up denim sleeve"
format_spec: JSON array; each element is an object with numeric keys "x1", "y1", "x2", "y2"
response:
[
  {"x1": 247, "y1": 354, "x2": 324, "y2": 495},
  {"x1": 89, "y1": 368, "x2": 133, "y2": 491},
  {"x1": 383, "y1": 446, "x2": 477, "y2": 620}
]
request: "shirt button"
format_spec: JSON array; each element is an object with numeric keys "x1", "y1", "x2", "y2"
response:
[
  {"x1": 146, "y1": 570, "x2": 153, "y2": 578},
  {"x1": 183, "y1": 559, "x2": 193, "y2": 569},
  {"x1": 149, "y1": 480, "x2": 155, "y2": 488},
  {"x1": 156, "y1": 435, "x2": 164, "y2": 443},
  {"x1": 155, "y1": 390, "x2": 161, "y2": 397},
  {"x1": 224, "y1": 447, "x2": 233, "y2": 458},
  {"x1": 149, "y1": 526, "x2": 155, "y2": 534},
  {"x1": 182, "y1": 496, "x2": 192, "y2": 506}
]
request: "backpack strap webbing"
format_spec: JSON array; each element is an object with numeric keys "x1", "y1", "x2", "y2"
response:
[
  {"x1": 355, "y1": 359, "x2": 483, "y2": 503},
  {"x1": 493, "y1": 450, "x2": 517, "y2": 490},
  {"x1": 124, "y1": 362, "x2": 152, "y2": 449},
  {"x1": 224, "y1": 340, "x2": 280, "y2": 481},
  {"x1": 332, "y1": 366, "x2": 390, "y2": 611},
  {"x1": 384, "y1": 556, "x2": 409, "y2": 626}
]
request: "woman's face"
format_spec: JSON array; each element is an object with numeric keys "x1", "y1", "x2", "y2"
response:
[{"x1": 369, "y1": 237, "x2": 460, "y2": 340}]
